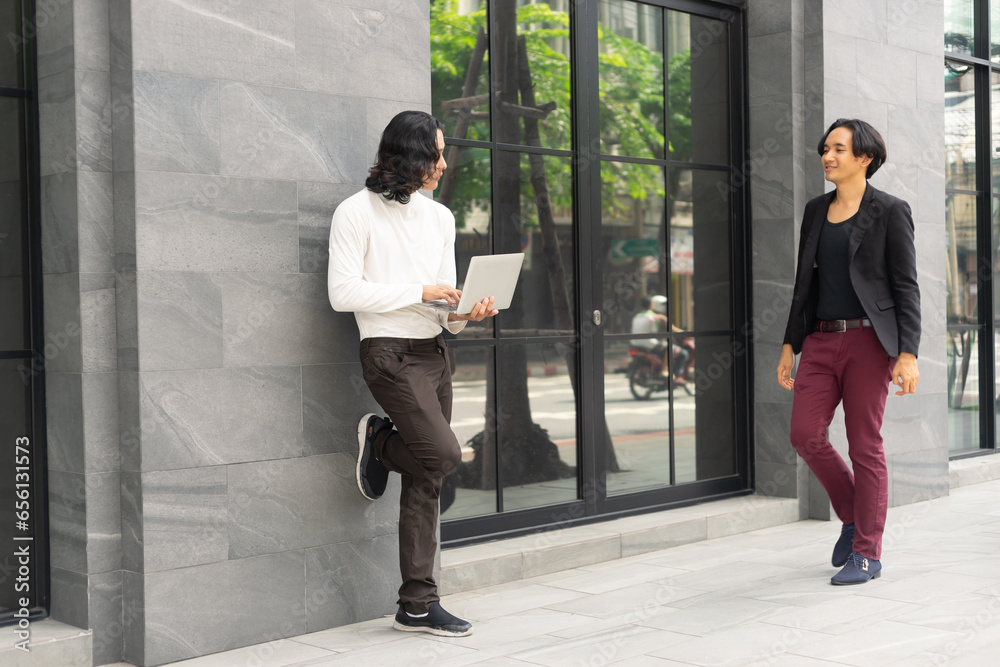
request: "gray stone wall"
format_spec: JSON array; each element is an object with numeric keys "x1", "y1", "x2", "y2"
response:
[
  {"x1": 750, "y1": 0, "x2": 949, "y2": 517},
  {"x1": 39, "y1": 1, "x2": 430, "y2": 665}
]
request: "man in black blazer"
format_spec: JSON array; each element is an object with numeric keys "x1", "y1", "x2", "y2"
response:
[{"x1": 777, "y1": 119, "x2": 920, "y2": 585}]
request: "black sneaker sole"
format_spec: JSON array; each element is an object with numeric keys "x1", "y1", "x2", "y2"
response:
[
  {"x1": 392, "y1": 619, "x2": 473, "y2": 637},
  {"x1": 356, "y1": 413, "x2": 379, "y2": 501}
]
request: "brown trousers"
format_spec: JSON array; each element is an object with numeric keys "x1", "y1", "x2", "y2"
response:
[{"x1": 360, "y1": 334, "x2": 461, "y2": 614}]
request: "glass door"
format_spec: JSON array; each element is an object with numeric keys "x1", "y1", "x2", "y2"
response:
[
  {"x1": 433, "y1": 0, "x2": 747, "y2": 544},
  {"x1": 593, "y1": 2, "x2": 747, "y2": 511}
]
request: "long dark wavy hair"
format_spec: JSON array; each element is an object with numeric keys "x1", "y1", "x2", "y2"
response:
[{"x1": 366, "y1": 110, "x2": 444, "y2": 204}]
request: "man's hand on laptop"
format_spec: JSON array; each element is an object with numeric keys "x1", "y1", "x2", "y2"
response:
[
  {"x1": 449, "y1": 296, "x2": 498, "y2": 322},
  {"x1": 422, "y1": 284, "x2": 462, "y2": 307}
]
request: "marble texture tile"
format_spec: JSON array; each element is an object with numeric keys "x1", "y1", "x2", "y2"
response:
[
  {"x1": 301, "y1": 362, "x2": 379, "y2": 457},
  {"x1": 294, "y1": 1, "x2": 430, "y2": 103},
  {"x1": 754, "y1": 400, "x2": 795, "y2": 465},
  {"x1": 142, "y1": 467, "x2": 229, "y2": 572},
  {"x1": 748, "y1": 95, "x2": 796, "y2": 159},
  {"x1": 619, "y1": 517, "x2": 708, "y2": 558},
  {"x1": 522, "y1": 535, "x2": 621, "y2": 579},
  {"x1": 823, "y1": 0, "x2": 887, "y2": 44},
  {"x1": 110, "y1": 68, "x2": 135, "y2": 175},
  {"x1": 917, "y1": 51, "x2": 945, "y2": 112},
  {"x1": 142, "y1": 551, "x2": 307, "y2": 665},
  {"x1": 48, "y1": 469, "x2": 87, "y2": 573},
  {"x1": 46, "y1": 372, "x2": 85, "y2": 474},
  {"x1": 78, "y1": 171, "x2": 115, "y2": 274},
  {"x1": 75, "y1": 0, "x2": 111, "y2": 72},
  {"x1": 41, "y1": 172, "x2": 80, "y2": 274},
  {"x1": 82, "y1": 371, "x2": 120, "y2": 473},
  {"x1": 50, "y1": 566, "x2": 89, "y2": 630},
  {"x1": 81, "y1": 272, "x2": 117, "y2": 372},
  {"x1": 118, "y1": 370, "x2": 141, "y2": 472},
  {"x1": 122, "y1": 569, "x2": 144, "y2": 666},
  {"x1": 304, "y1": 534, "x2": 400, "y2": 632},
  {"x1": 748, "y1": 0, "x2": 799, "y2": 38},
  {"x1": 441, "y1": 552, "x2": 524, "y2": 596},
  {"x1": 131, "y1": 0, "x2": 296, "y2": 86},
  {"x1": 86, "y1": 471, "x2": 122, "y2": 574},
  {"x1": 137, "y1": 366, "x2": 307, "y2": 470},
  {"x1": 891, "y1": 447, "x2": 950, "y2": 506},
  {"x1": 227, "y1": 453, "x2": 400, "y2": 558},
  {"x1": 133, "y1": 70, "x2": 220, "y2": 175},
  {"x1": 748, "y1": 31, "x2": 793, "y2": 99},
  {"x1": 115, "y1": 269, "x2": 138, "y2": 373},
  {"x1": 750, "y1": 154, "x2": 796, "y2": 221},
  {"x1": 220, "y1": 273, "x2": 358, "y2": 367},
  {"x1": 76, "y1": 69, "x2": 113, "y2": 173},
  {"x1": 135, "y1": 172, "x2": 297, "y2": 272},
  {"x1": 43, "y1": 272, "x2": 84, "y2": 374},
  {"x1": 136, "y1": 271, "x2": 223, "y2": 371},
  {"x1": 35, "y1": 0, "x2": 75, "y2": 79},
  {"x1": 120, "y1": 471, "x2": 143, "y2": 572},
  {"x1": 89, "y1": 569, "x2": 123, "y2": 666},
  {"x1": 298, "y1": 181, "x2": 360, "y2": 275},
  {"x1": 219, "y1": 82, "x2": 367, "y2": 183},
  {"x1": 886, "y1": 0, "x2": 944, "y2": 56},
  {"x1": 38, "y1": 69, "x2": 77, "y2": 178}
]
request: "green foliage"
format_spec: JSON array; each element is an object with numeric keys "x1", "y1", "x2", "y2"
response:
[{"x1": 430, "y1": 0, "x2": 690, "y2": 228}]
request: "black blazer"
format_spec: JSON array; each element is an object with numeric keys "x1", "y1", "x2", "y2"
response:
[{"x1": 782, "y1": 183, "x2": 920, "y2": 358}]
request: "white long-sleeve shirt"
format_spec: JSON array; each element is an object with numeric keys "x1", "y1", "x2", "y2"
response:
[{"x1": 327, "y1": 188, "x2": 467, "y2": 340}]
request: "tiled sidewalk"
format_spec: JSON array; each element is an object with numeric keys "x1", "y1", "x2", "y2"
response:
[{"x1": 151, "y1": 479, "x2": 1000, "y2": 667}]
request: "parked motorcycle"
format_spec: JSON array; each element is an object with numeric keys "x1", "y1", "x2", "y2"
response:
[{"x1": 626, "y1": 340, "x2": 695, "y2": 400}]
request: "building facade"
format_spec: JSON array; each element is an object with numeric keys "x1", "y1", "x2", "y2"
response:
[{"x1": 0, "y1": 0, "x2": 985, "y2": 666}]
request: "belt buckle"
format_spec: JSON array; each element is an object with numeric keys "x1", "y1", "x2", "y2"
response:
[{"x1": 824, "y1": 320, "x2": 847, "y2": 333}]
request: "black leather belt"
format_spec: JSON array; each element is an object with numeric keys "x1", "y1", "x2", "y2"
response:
[{"x1": 814, "y1": 318, "x2": 872, "y2": 333}]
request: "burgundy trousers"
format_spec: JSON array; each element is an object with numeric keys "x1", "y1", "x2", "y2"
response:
[
  {"x1": 360, "y1": 334, "x2": 461, "y2": 614},
  {"x1": 789, "y1": 326, "x2": 895, "y2": 559}
]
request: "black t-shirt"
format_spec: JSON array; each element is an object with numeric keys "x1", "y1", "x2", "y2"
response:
[{"x1": 816, "y1": 211, "x2": 868, "y2": 321}]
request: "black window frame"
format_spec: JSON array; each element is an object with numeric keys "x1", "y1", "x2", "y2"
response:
[
  {"x1": 0, "y1": 0, "x2": 50, "y2": 626},
  {"x1": 945, "y1": 0, "x2": 1000, "y2": 458},
  {"x1": 437, "y1": 0, "x2": 751, "y2": 547}
]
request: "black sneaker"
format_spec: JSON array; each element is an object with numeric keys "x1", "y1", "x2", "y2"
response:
[
  {"x1": 356, "y1": 413, "x2": 391, "y2": 501},
  {"x1": 832, "y1": 522, "x2": 855, "y2": 567},
  {"x1": 393, "y1": 601, "x2": 473, "y2": 637}
]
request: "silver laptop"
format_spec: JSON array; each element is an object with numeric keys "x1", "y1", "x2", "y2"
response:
[{"x1": 424, "y1": 253, "x2": 525, "y2": 314}]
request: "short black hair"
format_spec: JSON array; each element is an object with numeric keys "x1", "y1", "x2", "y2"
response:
[
  {"x1": 366, "y1": 110, "x2": 445, "y2": 204},
  {"x1": 816, "y1": 118, "x2": 887, "y2": 179},
  {"x1": 638, "y1": 296, "x2": 652, "y2": 310}
]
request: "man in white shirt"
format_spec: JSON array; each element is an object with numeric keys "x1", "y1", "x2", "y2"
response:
[{"x1": 328, "y1": 110, "x2": 496, "y2": 637}]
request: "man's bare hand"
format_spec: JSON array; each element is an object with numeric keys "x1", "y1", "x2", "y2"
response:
[
  {"x1": 777, "y1": 343, "x2": 795, "y2": 390},
  {"x1": 892, "y1": 352, "x2": 919, "y2": 396},
  {"x1": 448, "y1": 296, "x2": 498, "y2": 322},
  {"x1": 422, "y1": 284, "x2": 461, "y2": 307}
]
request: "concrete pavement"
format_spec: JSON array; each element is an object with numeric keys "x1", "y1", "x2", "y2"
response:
[{"x1": 136, "y1": 476, "x2": 1000, "y2": 667}]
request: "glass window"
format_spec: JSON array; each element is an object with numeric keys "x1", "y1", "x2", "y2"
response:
[
  {"x1": 948, "y1": 329, "x2": 980, "y2": 452},
  {"x1": 669, "y1": 11, "x2": 729, "y2": 165},
  {"x1": 500, "y1": 343, "x2": 578, "y2": 511},
  {"x1": 672, "y1": 169, "x2": 732, "y2": 332},
  {"x1": 497, "y1": 152, "x2": 575, "y2": 337},
  {"x1": 0, "y1": 97, "x2": 27, "y2": 352},
  {"x1": 946, "y1": 193, "x2": 979, "y2": 325},
  {"x1": 600, "y1": 161, "x2": 666, "y2": 335},
  {"x1": 946, "y1": 62, "x2": 977, "y2": 192},
  {"x1": 0, "y1": 1, "x2": 22, "y2": 88},
  {"x1": 598, "y1": 0, "x2": 665, "y2": 160},
  {"x1": 945, "y1": 0, "x2": 975, "y2": 56},
  {"x1": 441, "y1": 345, "x2": 497, "y2": 520},
  {"x1": 432, "y1": 0, "x2": 490, "y2": 142}
]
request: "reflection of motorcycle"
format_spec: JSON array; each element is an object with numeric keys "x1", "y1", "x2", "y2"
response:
[{"x1": 626, "y1": 340, "x2": 695, "y2": 400}]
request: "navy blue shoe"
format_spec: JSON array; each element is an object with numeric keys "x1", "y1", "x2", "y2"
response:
[
  {"x1": 831, "y1": 552, "x2": 881, "y2": 585},
  {"x1": 832, "y1": 522, "x2": 855, "y2": 567},
  {"x1": 356, "y1": 413, "x2": 391, "y2": 500}
]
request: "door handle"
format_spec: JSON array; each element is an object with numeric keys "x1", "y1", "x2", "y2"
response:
[{"x1": 593, "y1": 310, "x2": 602, "y2": 326}]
